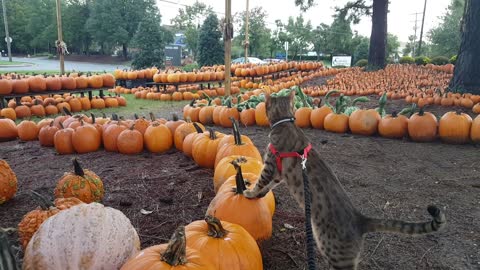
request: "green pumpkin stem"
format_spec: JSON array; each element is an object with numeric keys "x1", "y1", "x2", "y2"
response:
[
  {"x1": 30, "y1": 190, "x2": 55, "y2": 210},
  {"x1": 72, "y1": 158, "x2": 85, "y2": 177},
  {"x1": 231, "y1": 160, "x2": 247, "y2": 194},
  {"x1": 229, "y1": 117, "x2": 243, "y2": 145},
  {"x1": 160, "y1": 226, "x2": 188, "y2": 266},
  {"x1": 205, "y1": 215, "x2": 227, "y2": 238}
]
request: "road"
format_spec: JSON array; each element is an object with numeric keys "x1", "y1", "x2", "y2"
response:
[{"x1": 0, "y1": 56, "x2": 130, "y2": 72}]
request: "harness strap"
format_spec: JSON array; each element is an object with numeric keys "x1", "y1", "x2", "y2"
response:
[{"x1": 269, "y1": 143, "x2": 312, "y2": 173}]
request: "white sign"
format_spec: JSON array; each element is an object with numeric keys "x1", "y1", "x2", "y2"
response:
[
  {"x1": 332, "y1": 56, "x2": 352, "y2": 67},
  {"x1": 4, "y1": 37, "x2": 12, "y2": 43},
  {"x1": 284, "y1": 41, "x2": 289, "y2": 51}
]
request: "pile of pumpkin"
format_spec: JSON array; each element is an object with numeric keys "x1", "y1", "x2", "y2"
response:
[
  {"x1": 1, "y1": 116, "x2": 273, "y2": 269},
  {"x1": 113, "y1": 68, "x2": 157, "y2": 80},
  {"x1": 231, "y1": 61, "x2": 323, "y2": 78},
  {"x1": 425, "y1": 63, "x2": 455, "y2": 74},
  {"x1": 109, "y1": 85, "x2": 241, "y2": 101},
  {"x1": 152, "y1": 68, "x2": 226, "y2": 84},
  {"x1": 0, "y1": 94, "x2": 126, "y2": 120},
  {"x1": 0, "y1": 72, "x2": 116, "y2": 95}
]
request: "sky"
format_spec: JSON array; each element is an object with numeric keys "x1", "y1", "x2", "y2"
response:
[{"x1": 156, "y1": 0, "x2": 452, "y2": 43}]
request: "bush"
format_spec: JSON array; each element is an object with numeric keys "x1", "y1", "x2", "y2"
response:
[
  {"x1": 355, "y1": 59, "x2": 368, "y2": 67},
  {"x1": 449, "y1": 55, "x2": 457, "y2": 64},
  {"x1": 182, "y1": 63, "x2": 199, "y2": 72},
  {"x1": 430, "y1": 56, "x2": 450, "y2": 65},
  {"x1": 415, "y1": 56, "x2": 431, "y2": 65},
  {"x1": 399, "y1": 56, "x2": 415, "y2": 64}
]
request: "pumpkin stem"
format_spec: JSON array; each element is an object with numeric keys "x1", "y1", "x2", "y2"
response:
[
  {"x1": 72, "y1": 158, "x2": 85, "y2": 177},
  {"x1": 391, "y1": 111, "x2": 398, "y2": 118},
  {"x1": 112, "y1": 113, "x2": 119, "y2": 121},
  {"x1": 205, "y1": 215, "x2": 228, "y2": 238},
  {"x1": 134, "y1": 113, "x2": 139, "y2": 120},
  {"x1": 171, "y1": 113, "x2": 179, "y2": 121},
  {"x1": 58, "y1": 121, "x2": 65, "y2": 129},
  {"x1": 160, "y1": 226, "x2": 188, "y2": 266},
  {"x1": 62, "y1": 106, "x2": 72, "y2": 116},
  {"x1": 91, "y1": 113, "x2": 96, "y2": 124},
  {"x1": 193, "y1": 122, "x2": 203, "y2": 134},
  {"x1": 230, "y1": 117, "x2": 243, "y2": 145},
  {"x1": 208, "y1": 128, "x2": 217, "y2": 140},
  {"x1": 30, "y1": 190, "x2": 55, "y2": 210},
  {"x1": 231, "y1": 160, "x2": 247, "y2": 194},
  {"x1": 149, "y1": 112, "x2": 156, "y2": 121},
  {"x1": 324, "y1": 90, "x2": 339, "y2": 111}
]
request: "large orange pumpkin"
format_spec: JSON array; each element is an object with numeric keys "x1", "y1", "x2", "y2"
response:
[
  {"x1": 438, "y1": 111, "x2": 472, "y2": 144},
  {"x1": 117, "y1": 126, "x2": 144, "y2": 155},
  {"x1": 17, "y1": 120, "x2": 39, "y2": 141},
  {"x1": 310, "y1": 104, "x2": 332, "y2": 129},
  {"x1": 378, "y1": 112, "x2": 409, "y2": 139},
  {"x1": 408, "y1": 108, "x2": 438, "y2": 142},
  {"x1": 28, "y1": 76, "x2": 47, "y2": 92},
  {"x1": 144, "y1": 123, "x2": 173, "y2": 153},
  {"x1": 72, "y1": 122, "x2": 101, "y2": 153},
  {"x1": 349, "y1": 109, "x2": 381, "y2": 136},
  {"x1": 192, "y1": 129, "x2": 224, "y2": 169}
]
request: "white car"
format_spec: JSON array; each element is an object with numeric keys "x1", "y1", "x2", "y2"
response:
[{"x1": 232, "y1": 57, "x2": 267, "y2": 64}]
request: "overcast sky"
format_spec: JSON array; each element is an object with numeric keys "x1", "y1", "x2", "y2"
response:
[{"x1": 156, "y1": 0, "x2": 452, "y2": 43}]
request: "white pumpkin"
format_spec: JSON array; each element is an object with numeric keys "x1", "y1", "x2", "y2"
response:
[{"x1": 23, "y1": 202, "x2": 140, "y2": 270}]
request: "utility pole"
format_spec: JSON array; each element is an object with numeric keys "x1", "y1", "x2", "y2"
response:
[
  {"x1": 55, "y1": 0, "x2": 65, "y2": 74},
  {"x1": 410, "y1": 12, "x2": 422, "y2": 57},
  {"x1": 418, "y1": 0, "x2": 427, "y2": 56},
  {"x1": 224, "y1": 0, "x2": 232, "y2": 96},
  {"x1": 1, "y1": 0, "x2": 12, "y2": 62},
  {"x1": 244, "y1": 0, "x2": 249, "y2": 63}
]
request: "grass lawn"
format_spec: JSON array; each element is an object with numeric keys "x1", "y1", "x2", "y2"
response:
[{"x1": 0, "y1": 60, "x2": 32, "y2": 66}]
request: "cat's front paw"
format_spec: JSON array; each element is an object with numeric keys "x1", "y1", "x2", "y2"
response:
[{"x1": 243, "y1": 190, "x2": 257, "y2": 199}]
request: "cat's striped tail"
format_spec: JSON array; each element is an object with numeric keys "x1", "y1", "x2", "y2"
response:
[{"x1": 364, "y1": 205, "x2": 446, "y2": 235}]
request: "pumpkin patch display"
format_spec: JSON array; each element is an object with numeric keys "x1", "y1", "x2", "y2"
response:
[
  {"x1": 54, "y1": 158, "x2": 104, "y2": 203},
  {"x1": 0, "y1": 159, "x2": 17, "y2": 205},
  {"x1": 24, "y1": 203, "x2": 140, "y2": 270}
]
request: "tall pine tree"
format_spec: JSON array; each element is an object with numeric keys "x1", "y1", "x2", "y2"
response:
[{"x1": 197, "y1": 14, "x2": 224, "y2": 67}]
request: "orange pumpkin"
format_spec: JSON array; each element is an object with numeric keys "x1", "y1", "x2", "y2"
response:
[
  {"x1": 408, "y1": 108, "x2": 438, "y2": 142},
  {"x1": 438, "y1": 111, "x2": 472, "y2": 144},
  {"x1": 310, "y1": 104, "x2": 333, "y2": 129},
  {"x1": 471, "y1": 115, "x2": 480, "y2": 143},
  {"x1": 349, "y1": 109, "x2": 381, "y2": 136},
  {"x1": 0, "y1": 159, "x2": 17, "y2": 205},
  {"x1": 324, "y1": 113, "x2": 349, "y2": 133},
  {"x1": 173, "y1": 119, "x2": 205, "y2": 151},
  {"x1": 0, "y1": 108, "x2": 16, "y2": 121},
  {"x1": 28, "y1": 76, "x2": 47, "y2": 92},
  {"x1": 54, "y1": 124, "x2": 75, "y2": 155},
  {"x1": 295, "y1": 107, "x2": 313, "y2": 128},
  {"x1": 378, "y1": 112, "x2": 408, "y2": 139},
  {"x1": 255, "y1": 102, "x2": 269, "y2": 126},
  {"x1": 144, "y1": 123, "x2": 173, "y2": 153},
  {"x1": 117, "y1": 125, "x2": 144, "y2": 155},
  {"x1": 39, "y1": 122, "x2": 59, "y2": 147},
  {"x1": 72, "y1": 122, "x2": 101, "y2": 153},
  {"x1": 17, "y1": 120, "x2": 39, "y2": 141},
  {"x1": 60, "y1": 76, "x2": 76, "y2": 90},
  {"x1": 0, "y1": 78, "x2": 14, "y2": 94},
  {"x1": 192, "y1": 129, "x2": 224, "y2": 169},
  {"x1": 213, "y1": 155, "x2": 264, "y2": 193},
  {"x1": 88, "y1": 75, "x2": 104, "y2": 88},
  {"x1": 103, "y1": 122, "x2": 127, "y2": 152},
  {"x1": 182, "y1": 123, "x2": 205, "y2": 158}
]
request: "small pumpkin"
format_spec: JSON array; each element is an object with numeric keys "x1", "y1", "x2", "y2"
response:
[
  {"x1": 17, "y1": 120, "x2": 39, "y2": 141},
  {"x1": 24, "y1": 203, "x2": 140, "y2": 270},
  {"x1": 184, "y1": 216, "x2": 263, "y2": 270},
  {"x1": 165, "y1": 114, "x2": 185, "y2": 136},
  {"x1": 72, "y1": 121, "x2": 101, "y2": 153},
  {"x1": 54, "y1": 158, "x2": 104, "y2": 203},
  {"x1": 144, "y1": 122, "x2": 173, "y2": 153},
  {"x1": 54, "y1": 123, "x2": 75, "y2": 155},
  {"x1": 120, "y1": 226, "x2": 214, "y2": 270},
  {"x1": 408, "y1": 108, "x2": 438, "y2": 142},
  {"x1": 182, "y1": 123, "x2": 205, "y2": 158},
  {"x1": 18, "y1": 191, "x2": 83, "y2": 249},
  {"x1": 192, "y1": 129, "x2": 224, "y2": 169},
  {"x1": 255, "y1": 102, "x2": 269, "y2": 126},
  {"x1": 213, "y1": 155, "x2": 264, "y2": 193},
  {"x1": 0, "y1": 159, "x2": 17, "y2": 205},
  {"x1": 239, "y1": 104, "x2": 256, "y2": 126},
  {"x1": 174, "y1": 118, "x2": 205, "y2": 151},
  {"x1": 378, "y1": 111, "x2": 408, "y2": 139},
  {"x1": 117, "y1": 125, "x2": 144, "y2": 155},
  {"x1": 39, "y1": 121, "x2": 59, "y2": 147},
  {"x1": 438, "y1": 111, "x2": 472, "y2": 144},
  {"x1": 0, "y1": 107, "x2": 16, "y2": 120}
]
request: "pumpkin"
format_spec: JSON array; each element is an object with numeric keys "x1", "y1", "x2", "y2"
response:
[
  {"x1": 18, "y1": 192, "x2": 83, "y2": 249},
  {"x1": 240, "y1": 105, "x2": 256, "y2": 126},
  {"x1": 88, "y1": 74, "x2": 104, "y2": 88},
  {"x1": 255, "y1": 102, "x2": 269, "y2": 126},
  {"x1": 91, "y1": 96, "x2": 106, "y2": 109},
  {"x1": 206, "y1": 161, "x2": 272, "y2": 241},
  {"x1": 166, "y1": 114, "x2": 185, "y2": 135},
  {"x1": 120, "y1": 226, "x2": 214, "y2": 270},
  {"x1": 28, "y1": 75, "x2": 47, "y2": 92},
  {"x1": 198, "y1": 105, "x2": 215, "y2": 125},
  {"x1": 472, "y1": 103, "x2": 480, "y2": 114},
  {"x1": 0, "y1": 229, "x2": 19, "y2": 269},
  {"x1": 54, "y1": 158, "x2": 104, "y2": 203},
  {"x1": 349, "y1": 109, "x2": 381, "y2": 136},
  {"x1": 0, "y1": 78, "x2": 12, "y2": 94},
  {"x1": 14, "y1": 104, "x2": 31, "y2": 119},
  {"x1": 408, "y1": 108, "x2": 438, "y2": 142},
  {"x1": 39, "y1": 121, "x2": 59, "y2": 147},
  {"x1": 212, "y1": 105, "x2": 224, "y2": 125},
  {"x1": 133, "y1": 114, "x2": 150, "y2": 135},
  {"x1": 218, "y1": 101, "x2": 240, "y2": 128},
  {"x1": 0, "y1": 118, "x2": 18, "y2": 141},
  {"x1": 174, "y1": 119, "x2": 205, "y2": 151},
  {"x1": 17, "y1": 120, "x2": 39, "y2": 141},
  {"x1": 438, "y1": 111, "x2": 472, "y2": 144},
  {"x1": 72, "y1": 121, "x2": 101, "y2": 153},
  {"x1": 0, "y1": 159, "x2": 17, "y2": 205},
  {"x1": 144, "y1": 122, "x2": 173, "y2": 153},
  {"x1": 192, "y1": 129, "x2": 224, "y2": 169},
  {"x1": 54, "y1": 123, "x2": 75, "y2": 154},
  {"x1": 102, "y1": 73, "x2": 116, "y2": 87},
  {"x1": 105, "y1": 96, "x2": 119, "y2": 107},
  {"x1": 471, "y1": 115, "x2": 480, "y2": 143},
  {"x1": 295, "y1": 107, "x2": 313, "y2": 128},
  {"x1": 215, "y1": 118, "x2": 261, "y2": 167},
  {"x1": 103, "y1": 122, "x2": 128, "y2": 152},
  {"x1": 75, "y1": 76, "x2": 89, "y2": 89},
  {"x1": 182, "y1": 123, "x2": 205, "y2": 158},
  {"x1": 30, "y1": 100, "x2": 46, "y2": 117},
  {"x1": 117, "y1": 125, "x2": 144, "y2": 155},
  {"x1": 45, "y1": 76, "x2": 61, "y2": 91},
  {"x1": 184, "y1": 216, "x2": 263, "y2": 270},
  {"x1": 0, "y1": 108, "x2": 16, "y2": 120},
  {"x1": 378, "y1": 112, "x2": 408, "y2": 139},
  {"x1": 310, "y1": 103, "x2": 333, "y2": 129},
  {"x1": 24, "y1": 202, "x2": 140, "y2": 270},
  {"x1": 213, "y1": 155, "x2": 264, "y2": 193},
  {"x1": 60, "y1": 76, "x2": 76, "y2": 90},
  {"x1": 12, "y1": 77, "x2": 29, "y2": 93}
]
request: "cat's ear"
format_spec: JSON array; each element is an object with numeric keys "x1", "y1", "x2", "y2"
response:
[{"x1": 265, "y1": 91, "x2": 271, "y2": 105}]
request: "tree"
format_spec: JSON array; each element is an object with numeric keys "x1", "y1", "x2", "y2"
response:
[
  {"x1": 197, "y1": 14, "x2": 224, "y2": 67},
  {"x1": 171, "y1": 1, "x2": 213, "y2": 60},
  {"x1": 235, "y1": 7, "x2": 271, "y2": 57},
  {"x1": 449, "y1": 0, "x2": 480, "y2": 93},
  {"x1": 131, "y1": 11, "x2": 172, "y2": 69},
  {"x1": 279, "y1": 15, "x2": 312, "y2": 59},
  {"x1": 63, "y1": 0, "x2": 91, "y2": 54},
  {"x1": 353, "y1": 36, "x2": 369, "y2": 62},
  {"x1": 386, "y1": 33, "x2": 400, "y2": 58},
  {"x1": 324, "y1": 14, "x2": 353, "y2": 55},
  {"x1": 428, "y1": 0, "x2": 465, "y2": 57},
  {"x1": 311, "y1": 24, "x2": 329, "y2": 59}
]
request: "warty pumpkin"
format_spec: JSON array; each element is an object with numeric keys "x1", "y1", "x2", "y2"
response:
[
  {"x1": 18, "y1": 191, "x2": 83, "y2": 249},
  {"x1": 24, "y1": 202, "x2": 140, "y2": 270},
  {"x1": 0, "y1": 159, "x2": 17, "y2": 205},
  {"x1": 438, "y1": 111, "x2": 472, "y2": 144},
  {"x1": 184, "y1": 216, "x2": 263, "y2": 270},
  {"x1": 120, "y1": 226, "x2": 214, "y2": 270}
]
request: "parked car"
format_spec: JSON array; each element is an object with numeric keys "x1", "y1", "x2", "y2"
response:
[{"x1": 232, "y1": 57, "x2": 267, "y2": 64}]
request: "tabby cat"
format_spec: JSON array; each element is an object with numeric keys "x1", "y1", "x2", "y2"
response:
[{"x1": 243, "y1": 91, "x2": 446, "y2": 270}]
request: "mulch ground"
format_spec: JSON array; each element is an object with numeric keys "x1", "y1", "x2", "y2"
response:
[{"x1": 1, "y1": 77, "x2": 479, "y2": 269}]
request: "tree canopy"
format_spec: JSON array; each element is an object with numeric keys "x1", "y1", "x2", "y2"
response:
[
  {"x1": 197, "y1": 14, "x2": 224, "y2": 67},
  {"x1": 234, "y1": 7, "x2": 271, "y2": 58},
  {"x1": 428, "y1": 0, "x2": 465, "y2": 57}
]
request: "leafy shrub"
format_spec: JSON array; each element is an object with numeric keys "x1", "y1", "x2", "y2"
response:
[
  {"x1": 355, "y1": 59, "x2": 368, "y2": 67},
  {"x1": 430, "y1": 56, "x2": 450, "y2": 65},
  {"x1": 399, "y1": 56, "x2": 415, "y2": 64},
  {"x1": 182, "y1": 63, "x2": 199, "y2": 72},
  {"x1": 415, "y1": 56, "x2": 431, "y2": 65},
  {"x1": 449, "y1": 55, "x2": 457, "y2": 64}
]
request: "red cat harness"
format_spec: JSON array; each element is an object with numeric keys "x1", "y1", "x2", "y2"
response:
[{"x1": 269, "y1": 143, "x2": 312, "y2": 173}]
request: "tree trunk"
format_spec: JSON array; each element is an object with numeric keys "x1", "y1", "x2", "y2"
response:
[
  {"x1": 449, "y1": 0, "x2": 480, "y2": 94},
  {"x1": 367, "y1": 0, "x2": 388, "y2": 70},
  {"x1": 122, "y1": 44, "x2": 128, "y2": 60}
]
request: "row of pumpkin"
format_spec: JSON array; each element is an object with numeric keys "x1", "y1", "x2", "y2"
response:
[
  {"x1": 182, "y1": 88, "x2": 480, "y2": 145},
  {"x1": 0, "y1": 94, "x2": 127, "y2": 120},
  {"x1": 0, "y1": 73, "x2": 116, "y2": 95},
  {"x1": 1, "y1": 117, "x2": 272, "y2": 269}
]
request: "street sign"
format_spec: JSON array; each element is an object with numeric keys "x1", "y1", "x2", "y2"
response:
[
  {"x1": 4, "y1": 36, "x2": 12, "y2": 43},
  {"x1": 284, "y1": 41, "x2": 289, "y2": 51}
]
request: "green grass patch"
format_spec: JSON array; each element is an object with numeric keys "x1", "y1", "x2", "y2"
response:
[{"x1": 0, "y1": 60, "x2": 32, "y2": 66}]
